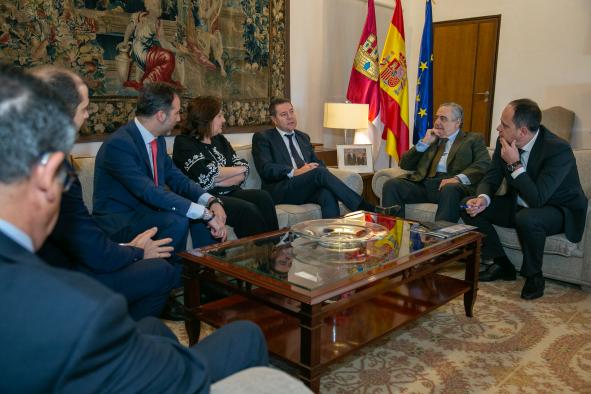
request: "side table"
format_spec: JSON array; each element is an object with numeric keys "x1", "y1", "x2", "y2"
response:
[{"x1": 360, "y1": 172, "x2": 379, "y2": 206}]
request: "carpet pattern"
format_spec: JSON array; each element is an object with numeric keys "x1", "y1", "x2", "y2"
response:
[{"x1": 166, "y1": 271, "x2": 591, "y2": 393}]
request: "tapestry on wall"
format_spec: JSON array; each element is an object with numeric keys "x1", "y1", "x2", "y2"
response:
[{"x1": 0, "y1": 0, "x2": 289, "y2": 139}]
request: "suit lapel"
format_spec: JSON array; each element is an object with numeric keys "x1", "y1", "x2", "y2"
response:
[
  {"x1": 446, "y1": 131, "x2": 465, "y2": 166},
  {"x1": 525, "y1": 127, "x2": 545, "y2": 178},
  {"x1": 127, "y1": 122, "x2": 153, "y2": 176},
  {"x1": 294, "y1": 131, "x2": 310, "y2": 162},
  {"x1": 270, "y1": 129, "x2": 293, "y2": 165}
]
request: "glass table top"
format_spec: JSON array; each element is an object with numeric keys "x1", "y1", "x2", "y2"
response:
[{"x1": 187, "y1": 212, "x2": 454, "y2": 291}]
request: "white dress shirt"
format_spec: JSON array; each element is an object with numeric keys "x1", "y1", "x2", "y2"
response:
[
  {"x1": 0, "y1": 219, "x2": 33, "y2": 252},
  {"x1": 276, "y1": 128, "x2": 306, "y2": 178}
]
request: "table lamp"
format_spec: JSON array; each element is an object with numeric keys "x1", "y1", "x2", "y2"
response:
[{"x1": 323, "y1": 103, "x2": 369, "y2": 144}]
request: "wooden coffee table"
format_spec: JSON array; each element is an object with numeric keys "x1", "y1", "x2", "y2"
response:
[{"x1": 180, "y1": 213, "x2": 482, "y2": 392}]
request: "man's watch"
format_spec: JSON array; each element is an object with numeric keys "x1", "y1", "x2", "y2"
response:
[
  {"x1": 202, "y1": 208, "x2": 215, "y2": 222},
  {"x1": 207, "y1": 196, "x2": 223, "y2": 209},
  {"x1": 506, "y1": 160, "x2": 523, "y2": 172}
]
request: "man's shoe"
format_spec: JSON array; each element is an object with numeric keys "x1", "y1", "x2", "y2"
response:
[
  {"x1": 479, "y1": 262, "x2": 516, "y2": 282},
  {"x1": 521, "y1": 273, "x2": 545, "y2": 300},
  {"x1": 160, "y1": 299, "x2": 190, "y2": 321},
  {"x1": 376, "y1": 204, "x2": 402, "y2": 217},
  {"x1": 358, "y1": 200, "x2": 376, "y2": 213}
]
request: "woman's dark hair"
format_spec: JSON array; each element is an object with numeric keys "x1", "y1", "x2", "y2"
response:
[{"x1": 181, "y1": 96, "x2": 222, "y2": 139}]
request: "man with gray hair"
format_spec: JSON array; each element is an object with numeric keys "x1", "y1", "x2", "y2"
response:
[
  {"x1": 381, "y1": 102, "x2": 491, "y2": 223},
  {"x1": 0, "y1": 64, "x2": 309, "y2": 394}
]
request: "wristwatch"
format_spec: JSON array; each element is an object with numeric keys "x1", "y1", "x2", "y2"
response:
[
  {"x1": 207, "y1": 196, "x2": 224, "y2": 209},
  {"x1": 202, "y1": 208, "x2": 215, "y2": 222},
  {"x1": 506, "y1": 160, "x2": 522, "y2": 172}
]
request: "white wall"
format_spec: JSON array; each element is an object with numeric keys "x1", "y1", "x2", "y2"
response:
[
  {"x1": 73, "y1": 0, "x2": 591, "y2": 155},
  {"x1": 426, "y1": 0, "x2": 591, "y2": 147}
]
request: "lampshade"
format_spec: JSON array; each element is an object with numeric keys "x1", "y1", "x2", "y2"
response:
[{"x1": 323, "y1": 103, "x2": 369, "y2": 130}]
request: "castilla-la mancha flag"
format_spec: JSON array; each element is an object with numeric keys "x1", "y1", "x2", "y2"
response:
[
  {"x1": 346, "y1": 0, "x2": 380, "y2": 124},
  {"x1": 379, "y1": 0, "x2": 409, "y2": 162}
]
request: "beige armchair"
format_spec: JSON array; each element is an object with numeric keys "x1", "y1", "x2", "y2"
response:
[{"x1": 371, "y1": 108, "x2": 591, "y2": 290}]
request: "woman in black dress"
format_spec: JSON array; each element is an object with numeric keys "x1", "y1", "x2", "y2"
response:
[{"x1": 173, "y1": 96, "x2": 279, "y2": 238}]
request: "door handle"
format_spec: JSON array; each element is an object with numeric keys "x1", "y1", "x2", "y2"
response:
[{"x1": 474, "y1": 90, "x2": 490, "y2": 102}]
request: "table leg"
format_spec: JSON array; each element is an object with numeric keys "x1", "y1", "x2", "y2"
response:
[
  {"x1": 299, "y1": 303, "x2": 322, "y2": 393},
  {"x1": 184, "y1": 268, "x2": 202, "y2": 346},
  {"x1": 464, "y1": 238, "x2": 481, "y2": 317}
]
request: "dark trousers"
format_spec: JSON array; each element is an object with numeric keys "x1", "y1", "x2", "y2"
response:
[
  {"x1": 272, "y1": 167, "x2": 363, "y2": 218},
  {"x1": 95, "y1": 210, "x2": 216, "y2": 260},
  {"x1": 81, "y1": 258, "x2": 181, "y2": 321},
  {"x1": 220, "y1": 189, "x2": 279, "y2": 237},
  {"x1": 460, "y1": 195, "x2": 565, "y2": 276},
  {"x1": 135, "y1": 319, "x2": 269, "y2": 383},
  {"x1": 191, "y1": 321, "x2": 269, "y2": 383},
  {"x1": 136, "y1": 316, "x2": 178, "y2": 340},
  {"x1": 382, "y1": 176, "x2": 471, "y2": 222}
]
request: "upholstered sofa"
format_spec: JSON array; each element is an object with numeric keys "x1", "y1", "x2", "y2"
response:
[
  {"x1": 372, "y1": 148, "x2": 591, "y2": 290},
  {"x1": 71, "y1": 144, "x2": 363, "y2": 240}
]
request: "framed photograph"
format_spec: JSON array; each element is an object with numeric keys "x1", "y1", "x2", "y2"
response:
[
  {"x1": 0, "y1": 0, "x2": 289, "y2": 141},
  {"x1": 337, "y1": 144, "x2": 373, "y2": 173}
]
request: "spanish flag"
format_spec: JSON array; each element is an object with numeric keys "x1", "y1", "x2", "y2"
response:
[{"x1": 379, "y1": 0, "x2": 409, "y2": 162}]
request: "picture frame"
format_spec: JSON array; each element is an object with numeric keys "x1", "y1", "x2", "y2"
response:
[
  {"x1": 0, "y1": 0, "x2": 290, "y2": 141},
  {"x1": 337, "y1": 144, "x2": 373, "y2": 173}
]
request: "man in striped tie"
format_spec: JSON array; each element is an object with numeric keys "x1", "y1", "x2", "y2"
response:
[{"x1": 381, "y1": 102, "x2": 491, "y2": 223}]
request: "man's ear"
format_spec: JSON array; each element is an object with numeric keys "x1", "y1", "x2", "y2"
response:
[
  {"x1": 155, "y1": 110, "x2": 167, "y2": 123},
  {"x1": 32, "y1": 152, "x2": 64, "y2": 202}
]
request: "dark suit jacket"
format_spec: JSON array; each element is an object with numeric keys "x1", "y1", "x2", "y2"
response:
[
  {"x1": 0, "y1": 231, "x2": 209, "y2": 393},
  {"x1": 399, "y1": 131, "x2": 491, "y2": 192},
  {"x1": 38, "y1": 173, "x2": 143, "y2": 273},
  {"x1": 252, "y1": 128, "x2": 325, "y2": 196},
  {"x1": 478, "y1": 125, "x2": 587, "y2": 243},
  {"x1": 93, "y1": 120, "x2": 208, "y2": 227}
]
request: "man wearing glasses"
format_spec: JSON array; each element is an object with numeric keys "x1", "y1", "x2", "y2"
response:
[
  {"x1": 32, "y1": 66, "x2": 182, "y2": 321},
  {"x1": 0, "y1": 64, "x2": 309, "y2": 394},
  {"x1": 381, "y1": 102, "x2": 491, "y2": 223}
]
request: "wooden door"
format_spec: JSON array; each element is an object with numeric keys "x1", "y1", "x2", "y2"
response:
[{"x1": 433, "y1": 16, "x2": 500, "y2": 144}]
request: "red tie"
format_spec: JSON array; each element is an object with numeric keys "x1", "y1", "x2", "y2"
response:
[{"x1": 150, "y1": 139, "x2": 159, "y2": 186}]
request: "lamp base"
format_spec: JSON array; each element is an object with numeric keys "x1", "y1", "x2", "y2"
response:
[{"x1": 344, "y1": 129, "x2": 355, "y2": 145}]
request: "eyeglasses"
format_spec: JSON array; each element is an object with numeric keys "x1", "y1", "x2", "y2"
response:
[{"x1": 39, "y1": 153, "x2": 77, "y2": 193}]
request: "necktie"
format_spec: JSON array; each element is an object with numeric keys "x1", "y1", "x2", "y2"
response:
[
  {"x1": 427, "y1": 138, "x2": 448, "y2": 178},
  {"x1": 285, "y1": 134, "x2": 305, "y2": 168},
  {"x1": 150, "y1": 139, "x2": 159, "y2": 186}
]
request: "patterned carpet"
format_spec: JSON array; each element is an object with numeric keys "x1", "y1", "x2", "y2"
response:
[{"x1": 166, "y1": 267, "x2": 591, "y2": 393}]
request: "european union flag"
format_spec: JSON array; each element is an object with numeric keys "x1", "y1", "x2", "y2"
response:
[{"x1": 413, "y1": 0, "x2": 433, "y2": 144}]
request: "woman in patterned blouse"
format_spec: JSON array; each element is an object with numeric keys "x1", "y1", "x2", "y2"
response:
[{"x1": 173, "y1": 96, "x2": 278, "y2": 238}]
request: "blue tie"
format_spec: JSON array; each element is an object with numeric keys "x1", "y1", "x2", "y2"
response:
[{"x1": 285, "y1": 134, "x2": 305, "y2": 168}]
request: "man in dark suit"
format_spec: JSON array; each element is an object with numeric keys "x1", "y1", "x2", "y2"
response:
[
  {"x1": 93, "y1": 83, "x2": 227, "y2": 254},
  {"x1": 252, "y1": 98, "x2": 374, "y2": 218},
  {"x1": 0, "y1": 64, "x2": 271, "y2": 394},
  {"x1": 462, "y1": 99, "x2": 587, "y2": 300},
  {"x1": 30, "y1": 66, "x2": 181, "y2": 321},
  {"x1": 381, "y1": 102, "x2": 491, "y2": 223}
]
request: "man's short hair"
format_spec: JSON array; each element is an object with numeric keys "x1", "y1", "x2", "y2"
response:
[
  {"x1": 509, "y1": 98, "x2": 541, "y2": 132},
  {"x1": 440, "y1": 102, "x2": 464, "y2": 125},
  {"x1": 0, "y1": 64, "x2": 75, "y2": 183},
  {"x1": 269, "y1": 97, "x2": 292, "y2": 117},
  {"x1": 135, "y1": 82, "x2": 179, "y2": 117},
  {"x1": 29, "y1": 65, "x2": 85, "y2": 119}
]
